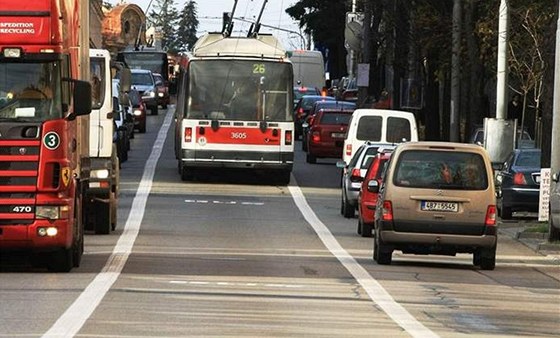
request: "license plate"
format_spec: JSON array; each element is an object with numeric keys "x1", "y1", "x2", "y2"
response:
[
  {"x1": 331, "y1": 132, "x2": 345, "y2": 138},
  {"x1": 421, "y1": 201, "x2": 458, "y2": 212}
]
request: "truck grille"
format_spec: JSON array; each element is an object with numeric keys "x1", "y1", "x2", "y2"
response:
[{"x1": 0, "y1": 140, "x2": 39, "y2": 225}]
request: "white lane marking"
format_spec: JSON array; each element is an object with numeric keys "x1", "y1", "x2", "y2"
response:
[
  {"x1": 289, "y1": 179, "x2": 439, "y2": 338},
  {"x1": 42, "y1": 109, "x2": 174, "y2": 338},
  {"x1": 184, "y1": 199, "x2": 264, "y2": 206},
  {"x1": 168, "y1": 280, "x2": 304, "y2": 289}
]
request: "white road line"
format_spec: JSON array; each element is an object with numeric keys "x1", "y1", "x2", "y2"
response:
[
  {"x1": 289, "y1": 180, "x2": 439, "y2": 338},
  {"x1": 42, "y1": 109, "x2": 174, "y2": 338}
]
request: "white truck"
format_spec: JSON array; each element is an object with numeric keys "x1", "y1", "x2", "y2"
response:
[{"x1": 86, "y1": 49, "x2": 122, "y2": 234}]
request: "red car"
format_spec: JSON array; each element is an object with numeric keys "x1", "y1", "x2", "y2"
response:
[
  {"x1": 305, "y1": 108, "x2": 354, "y2": 163},
  {"x1": 128, "y1": 89, "x2": 147, "y2": 133},
  {"x1": 357, "y1": 150, "x2": 392, "y2": 237}
]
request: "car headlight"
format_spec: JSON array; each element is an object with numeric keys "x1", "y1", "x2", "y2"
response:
[
  {"x1": 158, "y1": 92, "x2": 164, "y2": 97},
  {"x1": 91, "y1": 169, "x2": 110, "y2": 179},
  {"x1": 149, "y1": 91, "x2": 156, "y2": 98},
  {"x1": 133, "y1": 109, "x2": 143, "y2": 116}
]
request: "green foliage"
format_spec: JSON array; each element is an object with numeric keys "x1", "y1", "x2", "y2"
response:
[
  {"x1": 148, "y1": 0, "x2": 180, "y2": 53},
  {"x1": 177, "y1": 1, "x2": 199, "y2": 52}
]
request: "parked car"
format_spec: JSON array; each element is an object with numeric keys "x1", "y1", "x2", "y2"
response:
[
  {"x1": 549, "y1": 172, "x2": 560, "y2": 241},
  {"x1": 337, "y1": 142, "x2": 396, "y2": 218},
  {"x1": 343, "y1": 108, "x2": 418, "y2": 164},
  {"x1": 293, "y1": 86, "x2": 320, "y2": 108},
  {"x1": 128, "y1": 88, "x2": 147, "y2": 133},
  {"x1": 357, "y1": 150, "x2": 392, "y2": 237},
  {"x1": 341, "y1": 77, "x2": 358, "y2": 102},
  {"x1": 496, "y1": 148, "x2": 541, "y2": 219},
  {"x1": 153, "y1": 72, "x2": 170, "y2": 109},
  {"x1": 304, "y1": 107, "x2": 354, "y2": 163},
  {"x1": 131, "y1": 69, "x2": 158, "y2": 115},
  {"x1": 372, "y1": 142, "x2": 497, "y2": 270},
  {"x1": 470, "y1": 126, "x2": 533, "y2": 148},
  {"x1": 293, "y1": 95, "x2": 335, "y2": 139},
  {"x1": 302, "y1": 101, "x2": 356, "y2": 151}
]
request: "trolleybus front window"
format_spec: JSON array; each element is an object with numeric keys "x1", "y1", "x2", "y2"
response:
[
  {"x1": 0, "y1": 62, "x2": 63, "y2": 121},
  {"x1": 187, "y1": 60, "x2": 292, "y2": 122}
]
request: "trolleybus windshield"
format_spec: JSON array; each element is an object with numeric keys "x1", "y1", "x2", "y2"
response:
[{"x1": 186, "y1": 60, "x2": 292, "y2": 122}]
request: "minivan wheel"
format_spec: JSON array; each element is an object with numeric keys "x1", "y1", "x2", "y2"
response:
[
  {"x1": 374, "y1": 231, "x2": 392, "y2": 265},
  {"x1": 477, "y1": 245, "x2": 496, "y2": 270}
]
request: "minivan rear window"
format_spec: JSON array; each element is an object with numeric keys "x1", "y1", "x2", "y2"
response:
[
  {"x1": 356, "y1": 116, "x2": 382, "y2": 141},
  {"x1": 394, "y1": 150, "x2": 488, "y2": 190},
  {"x1": 320, "y1": 112, "x2": 352, "y2": 125},
  {"x1": 387, "y1": 117, "x2": 412, "y2": 142}
]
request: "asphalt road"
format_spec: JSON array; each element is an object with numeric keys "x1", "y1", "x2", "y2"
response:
[{"x1": 1, "y1": 107, "x2": 559, "y2": 337}]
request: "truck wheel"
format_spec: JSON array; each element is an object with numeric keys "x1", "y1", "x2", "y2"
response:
[
  {"x1": 180, "y1": 164, "x2": 194, "y2": 181},
  {"x1": 94, "y1": 202, "x2": 111, "y2": 235},
  {"x1": 276, "y1": 170, "x2": 291, "y2": 186},
  {"x1": 47, "y1": 248, "x2": 73, "y2": 272}
]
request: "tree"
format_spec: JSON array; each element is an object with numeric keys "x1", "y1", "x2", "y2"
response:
[
  {"x1": 285, "y1": 0, "x2": 348, "y2": 79},
  {"x1": 148, "y1": 0, "x2": 180, "y2": 53},
  {"x1": 176, "y1": 1, "x2": 199, "y2": 52}
]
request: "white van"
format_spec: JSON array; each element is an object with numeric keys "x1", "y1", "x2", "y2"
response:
[
  {"x1": 342, "y1": 109, "x2": 418, "y2": 164},
  {"x1": 288, "y1": 50, "x2": 325, "y2": 90}
]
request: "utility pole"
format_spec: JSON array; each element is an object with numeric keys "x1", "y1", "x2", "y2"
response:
[
  {"x1": 496, "y1": 0, "x2": 509, "y2": 120},
  {"x1": 450, "y1": 0, "x2": 461, "y2": 142},
  {"x1": 348, "y1": 0, "x2": 357, "y2": 80},
  {"x1": 550, "y1": 3, "x2": 560, "y2": 241}
]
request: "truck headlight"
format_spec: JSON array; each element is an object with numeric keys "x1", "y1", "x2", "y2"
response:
[
  {"x1": 36, "y1": 205, "x2": 69, "y2": 220},
  {"x1": 91, "y1": 169, "x2": 109, "y2": 179}
]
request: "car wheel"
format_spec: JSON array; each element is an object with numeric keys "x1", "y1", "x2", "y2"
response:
[
  {"x1": 361, "y1": 221, "x2": 373, "y2": 238},
  {"x1": 374, "y1": 229, "x2": 392, "y2": 265},
  {"x1": 342, "y1": 192, "x2": 355, "y2": 218},
  {"x1": 357, "y1": 218, "x2": 362, "y2": 235},
  {"x1": 478, "y1": 245, "x2": 496, "y2": 270},
  {"x1": 139, "y1": 122, "x2": 146, "y2": 133},
  {"x1": 306, "y1": 153, "x2": 316, "y2": 164},
  {"x1": 162, "y1": 104, "x2": 168, "y2": 109},
  {"x1": 151, "y1": 105, "x2": 158, "y2": 115},
  {"x1": 500, "y1": 205, "x2": 512, "y2": 220},
  {"x1": 302, "y1": 139, "x2": 308, "y2": 151},
  {"x1": 548, "y1": 209, "x2": 560, "y2": 241}
]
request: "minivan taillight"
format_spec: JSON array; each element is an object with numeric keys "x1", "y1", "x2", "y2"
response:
[
  {"x1": 485, "y1": 205, "x2": 497, "y2": 226},
  {"x1": 382, "y1": 201, "x2": 393, "y2": 221},
  {"x1": 312, "y1": 130, "x2": 321, "y2": 143},
  {"x1": 346, "y1": 144, "x2": 352, "y2": 156},
  {"x1": 184, "y1": 127, "x2": 192, "y2": 142},
  {"x1": 513, "y1": 173, "x2": 527, "y2": 185}
]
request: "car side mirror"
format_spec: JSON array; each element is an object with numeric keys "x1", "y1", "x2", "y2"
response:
[
  {"x1": 302, "y1": 122, "x2": 309, "y2": 129},
  {"x1": 336, "y1": 160, "x2": 346, "y2": 169},
  {"x1": 367, "y1": 179, "x2": 380, "y2": 193},
  {"x1": 553, "y1": 173, "x2": 559, "y2": 183}
]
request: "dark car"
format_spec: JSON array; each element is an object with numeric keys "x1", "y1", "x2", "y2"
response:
[
  {"x1": 304, "y1": 108, "x2": 354, "y2": 163},
  {"x1": 293, "y1": 86, "x2": 320, "y2": 107},
  {"x1": 357, "y1": 150, "x2": 392, "y2": 237},
  {"x1": 302, "y1": 101, "x2": 356, "y2": 151},
  {"x1": 293, "y1": 95, "x2": 335, "y2": 139},
  {"x1": 497, "y1": 148, "x2": 542, "y2": 219},
  {"x1": 131, "y1": 69, "x2": 158, "y2": 115},
  {"x1": 153, "y1": 72, "x2": 170, "y2": 109},
  {"x1": 341, "y1": 78, "x2": 357, "y2": 102},
  {"x1": 128, "y1": 88, "x2": 147, "y2": 133}
]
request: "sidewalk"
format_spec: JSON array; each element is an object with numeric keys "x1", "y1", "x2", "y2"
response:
[{"x1": 498, "y1": 219, "x2": 560, "y2": 257}]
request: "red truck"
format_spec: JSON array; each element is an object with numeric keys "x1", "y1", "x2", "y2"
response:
[{"x1": 0, "y1": 0, "x2": 92, "y2": 271}]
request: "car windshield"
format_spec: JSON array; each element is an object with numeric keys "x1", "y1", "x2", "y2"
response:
[
  {"x1": 515, "y1": 150, "x2": 541, "y2": 167},
  {"x1": 394, "y1": 150, "x2": 488, "y2": 190},
  {"x1": 0, "y1": 61, "x2": 63, "y2": 121},
  {"x1": 132, "y1": 73, "x2": 153, "y2": 86}
]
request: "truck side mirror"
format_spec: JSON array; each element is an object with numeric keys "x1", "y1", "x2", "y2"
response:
[
  {"x1": 120, "y1": 68, "x2": 132, "y2": 93},
  {"x1": 67, "y1": 80, "x2": 92, "y2": 120}
]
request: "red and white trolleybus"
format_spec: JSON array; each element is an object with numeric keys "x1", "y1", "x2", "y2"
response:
[{"x1": 174, "y1": 32, "x2": 294, "y2": 184}]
